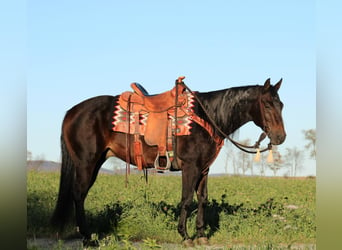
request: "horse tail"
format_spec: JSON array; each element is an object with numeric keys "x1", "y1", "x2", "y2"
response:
[{"x1": 51, "y1": 132, "x2": 75, "y2": 231}]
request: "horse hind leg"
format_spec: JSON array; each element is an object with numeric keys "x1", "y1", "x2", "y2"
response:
[
  {"x1": 72, "y1": 151, "x2": 108, "y2": 247},
  {"x1": 72, "y1": 169, "x2": 102, "y2": 247},
  {"x1": 70, "y1": 165, "x2": 94, "y2": 246}
]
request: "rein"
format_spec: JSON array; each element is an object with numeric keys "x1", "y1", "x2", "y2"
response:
[{"x1": 176, "y1": 77, "x2": 272, "y2": 156}]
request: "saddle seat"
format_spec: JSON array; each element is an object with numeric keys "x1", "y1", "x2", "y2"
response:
[{"x1": 129, "y1": 82, "x2": 186, "y2": 113}]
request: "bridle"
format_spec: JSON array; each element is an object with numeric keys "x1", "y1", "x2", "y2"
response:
[{"x1": 176, "y1": 77, "x2": 273, "y2": 155}]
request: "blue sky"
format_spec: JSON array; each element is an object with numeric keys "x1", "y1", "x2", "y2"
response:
[{"x1": 27, "y1": 1, "x2": 315, "y2": 175}]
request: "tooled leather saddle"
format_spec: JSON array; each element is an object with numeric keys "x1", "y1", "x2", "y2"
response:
[{"x1": 112, "y1": 76, "x2": 222, "y2": 171}]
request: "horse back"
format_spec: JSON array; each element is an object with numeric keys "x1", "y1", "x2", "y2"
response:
[{"x1": 61, "y1": 95, "x2": 118, "y2": 157}]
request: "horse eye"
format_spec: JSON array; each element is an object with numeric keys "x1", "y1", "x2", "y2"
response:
[
  {"x1": 264, "y1": 103, "x2": 272, "y2": 109},
  {"x1": 275, "y1": 101, "x2": 283, "y2": 110}
]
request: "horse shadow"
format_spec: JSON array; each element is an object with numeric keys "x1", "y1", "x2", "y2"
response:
[
  {"x1": 205, "y1": 197, "x2": 244, "y2": 238},
  {"x1": 87, "y1": 202, "x2": 124, "y2": 240},
  {"x1": 28, "y1": 191, "x2": 276, "y2": 241},
  {"x1": 84, "y1": 194, "x2": 243, "y2": 240},
  {"x1": 28, "y1": 189, "x2": 125, "y2": 241},
  {"x1": 71, "y1": 196, "x2": 279, "y2": 241},
  {"x1": 152, "y1": 194, "x2": 244, "y2": 239}
]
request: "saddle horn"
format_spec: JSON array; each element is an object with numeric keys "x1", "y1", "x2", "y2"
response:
[{"x1": 177, "y1": 76, "x2": 185, "y2": 83}]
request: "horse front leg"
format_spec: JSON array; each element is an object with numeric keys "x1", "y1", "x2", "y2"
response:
[
  {"x1": 195, "y1": 174, "x2": 210, "y2": 245},
  {"x1": 178, "y1": 168, "x2": 197, "y2": 247}
]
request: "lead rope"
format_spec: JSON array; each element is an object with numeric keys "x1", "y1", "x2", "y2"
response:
[{"x1": 177, "y1": 77, "x2": 273, "y2": 162}]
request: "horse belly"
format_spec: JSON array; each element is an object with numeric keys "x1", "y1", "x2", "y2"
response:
[{"x1": 106, "y1": 132, "x2": 158, "y2": 168}]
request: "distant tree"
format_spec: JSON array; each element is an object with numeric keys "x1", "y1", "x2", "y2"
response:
[
  {"x1": 236, "y1": 139, "x2": 252, "y2": 175},
  {"x1": 237, "y1": 151, "x2": 251, "y2": 175},
  {"x1": 231, "y1": 152, "x2": 239, "y2": 175},
  {"x1": 27, "y1": 151, "x2": 45, "y2": 171},
  {"x1": 223, "y1": 142, "x2": 238, "y2": 174},
  {"x1": 284, "y1": 147, "x2": 304, "y2": 176},
  {"x1": 256, "y1": 154, "x2": 266, "y2": 176},
  {"x1": 27, "y1": 150, "x2": 33, "y2": 168},
  {"x1": 253, "y1": 149, "x2": 268, "y2": 176},
  {"x1": 303, "y1": 129, "x2": 316, "y2": 159},
  {"x1": 35, "y1": 153, "x2": 46, "y2": 171},
  {"x1": 27, "y1": 150, "x2": 32, "y2": 161},
  {"x1": 267, "y1": 146, "x2": 283, "y2": 176},
  {"x1": 223, "y1": 146, "x2": 231, "y2": 174}
]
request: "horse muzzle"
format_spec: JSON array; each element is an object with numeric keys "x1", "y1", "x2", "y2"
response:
[{"x1": 268, "y1": 131, "x2": 286, "y2": 145}]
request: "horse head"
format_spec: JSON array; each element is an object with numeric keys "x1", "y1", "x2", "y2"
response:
[{"x1": 251, "y1": 78, "x2": 286, "y2": 145}]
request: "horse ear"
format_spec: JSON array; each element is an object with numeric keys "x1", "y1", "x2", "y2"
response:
[
  {"x1": 274, "y1": 78, "x2": 282, "y2": 91},
  {"x1": 263, "y1": 78, "x2": 271, "y2": 92}
]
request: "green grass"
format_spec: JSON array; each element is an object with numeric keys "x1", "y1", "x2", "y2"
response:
[{"x1": 27, "y1": 170, "x2": 316, "y2": 249}]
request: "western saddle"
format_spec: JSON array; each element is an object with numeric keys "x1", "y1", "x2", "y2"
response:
[{"x1": 115, "y1": 76, "x2": 190, "y2": 171}]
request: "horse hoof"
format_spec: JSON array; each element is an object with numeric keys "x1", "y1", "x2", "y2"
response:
[
  {"x1": 83, "y1": 238, "x2": 99, "y2": 247},
  {"x1": 196, "y1": 237, "x2": 209, "y2": 246},
  {"x1": 182, "y1": 239, "x2": 195, "y2": 248}
]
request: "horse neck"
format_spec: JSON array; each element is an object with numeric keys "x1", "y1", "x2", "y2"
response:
[{"x1": 197, "y1": 86, "x2": 261, "y2": 135}]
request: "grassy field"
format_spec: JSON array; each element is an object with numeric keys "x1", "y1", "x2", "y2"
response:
[{"x1": 27, "y1": 170, "x2": 316, "y2": 249}]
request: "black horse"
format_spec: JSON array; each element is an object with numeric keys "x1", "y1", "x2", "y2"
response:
[{"x1": 51, "y1": 77, "x2": 286, "y2": 247}]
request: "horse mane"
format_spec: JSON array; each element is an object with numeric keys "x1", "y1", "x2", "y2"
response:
[{"x1": 195, "y1": 85, "x2": 262, "y2": 137}]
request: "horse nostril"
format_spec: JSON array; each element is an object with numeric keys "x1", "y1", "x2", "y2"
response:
[
  {"x1": 277, "y1": 134, "x2": 286, "y2": 144},
  {"x1": 270, "y1": 133, "x2": 286, "y2": 145}
]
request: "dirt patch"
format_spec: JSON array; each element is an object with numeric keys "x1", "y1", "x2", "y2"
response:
[
  {"x1": 27, "y1": 238, "x2": 83, "y2": 249},
  {"x1": 27, "y1": 238, "x2": 316, "y2": 249}
]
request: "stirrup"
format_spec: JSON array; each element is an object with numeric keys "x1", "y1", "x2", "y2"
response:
[{"x1": 154, "y1": 152, "x2": 171, "y2": 170}]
